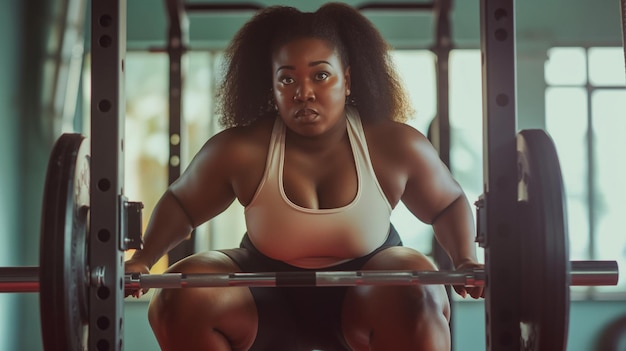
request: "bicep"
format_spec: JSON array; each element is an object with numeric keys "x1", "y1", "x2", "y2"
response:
[{"x1": 168, "y1": 139, "x2": 238, "y2": 227}]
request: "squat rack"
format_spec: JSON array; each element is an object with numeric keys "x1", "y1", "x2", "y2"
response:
[{"x1": 89, "y1": 1, "x2": 520, "y2": 350}]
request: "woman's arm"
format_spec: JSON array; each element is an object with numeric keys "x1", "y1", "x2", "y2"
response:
[
  {"x1": 393, "y1": 124, "x2": 482, "y2": 297},
  {"x1": 128, "y1": 129, "x2": 243, "y2": 270}
]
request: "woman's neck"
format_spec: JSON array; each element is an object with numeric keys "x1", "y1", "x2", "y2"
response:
[{"x1": 285, "y1": 116, "x2": 349, "y2": 154}]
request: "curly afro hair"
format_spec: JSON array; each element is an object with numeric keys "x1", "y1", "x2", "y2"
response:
[{"x1": 217, "y1": 2, "x2": 413, "y2": 128}]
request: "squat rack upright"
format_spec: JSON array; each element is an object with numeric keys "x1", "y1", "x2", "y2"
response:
[{"x1": 90, "y1": 1, "x2": 126, "y2": 350}]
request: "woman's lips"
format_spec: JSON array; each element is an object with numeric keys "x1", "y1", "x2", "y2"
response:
[{"x1": 295, "y1": 108, "x2": 319, "y2": 122}]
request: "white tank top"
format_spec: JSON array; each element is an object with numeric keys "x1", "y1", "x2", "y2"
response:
[{"x1": 244, "y1": 107, "x2": 392, "y2": 268}]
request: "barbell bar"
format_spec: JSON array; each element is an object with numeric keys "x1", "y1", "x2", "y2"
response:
[{"x1": 0, "y1": 260, "x2": 618, "y2": 293}]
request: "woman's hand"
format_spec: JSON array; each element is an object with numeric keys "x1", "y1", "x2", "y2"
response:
[
  {"x1": 452, "y1": 260, "x2": 485, "y2": 299},
  {"x1": 124, "y1": 258, "x2": 151, "y2": 298}
]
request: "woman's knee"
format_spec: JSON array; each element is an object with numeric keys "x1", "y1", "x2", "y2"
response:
[
  {"x1": 147, "y1": 251, "x2": 258, "y2": 350},
  {"x1": 148, "y1": 251, "x2": 243, "y2": 323},
  {"x1": 361, "y1": 246, "x2": 438, "y2": 271},
  {"x1": 166, "y1": 250, "x2": 241, "y2": 274},
  {"x1": 344, "y1": 281, "x2": 450, "y2": 324},
  {"x1": 342, "y1": 248, "x2": 451, "y2": 349},
  {"x1": 344, "y1": 247, "x2": 451, "y2": 323}
]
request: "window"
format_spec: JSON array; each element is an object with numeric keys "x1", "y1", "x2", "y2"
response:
[
  {"x1": 82, "y1": 51, "x2": 219, "y2": 272},
  {"x1": 391, "y1": 49, "x2": 484, "y2": 263},
  {"x1": 545, "y1": 47, "x2": 626, "y2": 298},
  {"x1": 389, "y1": 50, "x2": 437, "y2": 254},
  {"x1": 448, "y1": 49, "x2": 484, "y2": 264}
]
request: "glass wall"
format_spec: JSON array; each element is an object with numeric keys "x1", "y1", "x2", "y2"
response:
[{"x1": 545, "y1": 47, "x2": 626, "y2": 298}]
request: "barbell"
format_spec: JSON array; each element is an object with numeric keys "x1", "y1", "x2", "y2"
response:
[{"x1": 0, "y1": 260, "x2": 618, "y2": 292}]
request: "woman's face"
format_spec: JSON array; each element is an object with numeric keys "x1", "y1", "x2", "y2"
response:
[{"x1": 272, "y1": 37, "x2": 351, "y2": 137}]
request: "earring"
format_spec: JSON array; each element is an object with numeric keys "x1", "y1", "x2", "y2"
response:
[{"x1": 346, "y1": 94, "x2": 356, "y2": 106}]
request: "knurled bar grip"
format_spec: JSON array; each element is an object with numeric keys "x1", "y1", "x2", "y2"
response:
[
  {"x1": 125, "y1": 269, "x2": 486, "y2": 289},
  {"x1": 0, "y1": 260, "x2": 618, "y2": 292}
]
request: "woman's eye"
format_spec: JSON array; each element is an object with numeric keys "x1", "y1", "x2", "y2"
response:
[
  {"x1": 315, "y1": 72, "x2": 329, "y2": 80},
  {"x1": 280, "y1": 76, "x2": 294, "y2": 85}
]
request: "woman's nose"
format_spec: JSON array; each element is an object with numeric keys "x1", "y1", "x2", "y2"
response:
[{"x1": 293, "y1": 81, "x2": 315, "y2": 102}]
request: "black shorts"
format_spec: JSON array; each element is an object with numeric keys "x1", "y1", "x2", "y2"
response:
[{"x1": 219, "y1": 225, "x2": 402, "y2": 351}]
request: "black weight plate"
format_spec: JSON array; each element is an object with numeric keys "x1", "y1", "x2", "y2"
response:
[
  {"x1": 40, "y1": 133, "x2": 90, "y2": 351},
  {"x1": 517, "y1": 129, "x2": 570, "y2": 350}
]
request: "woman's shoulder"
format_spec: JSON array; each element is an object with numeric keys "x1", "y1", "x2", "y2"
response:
[
  {"x1": 207, "y1": 117, "x2": 274, "y2": 147},
  {"x1": 194, "y1": 116, "x2": 275, "y2": 164},
  {"x1": 362, "y1": 118, "x2": 430, "y2": 150}
]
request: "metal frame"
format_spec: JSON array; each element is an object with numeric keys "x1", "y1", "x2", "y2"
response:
[
  {"x1": 357, "y1": 2, "x2": 435, "y2": 11},
  {"x1": 86, "y1": 1, "x2": 521, "y2": 350},
  {"x1": 479, "y1": 0, "x2": 521, "y2": 350},
  {"x1": 162, "y1": 0, "x2": 265, "y2": 263},
  {"x1": 431, "y1": 0, "x2": 453, "y2": 169},
  {"x1": 429, "y1": 0, "x2": 456, "y2": 346},
  {"x1": 165, "y1": 0, "x2": 187, "y2": 189},
  {"x1": 621, "y1": 0, "x2": 626, "y2": 72},
  {"x1": 90, "y1": 1, "x2": 126, "y2": 350},
  {"x1": 163, "y1": 0, "x2": 194, "y2": 264}
]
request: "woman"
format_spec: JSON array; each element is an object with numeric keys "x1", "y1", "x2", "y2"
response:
[{"x1": 125, "y1": 3, "x2": 483, "y2": 351}]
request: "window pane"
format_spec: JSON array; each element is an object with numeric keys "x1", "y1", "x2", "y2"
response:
[
  {"x1": 122, "y1": 53, "x2": 170, "y2": 270},
  {"x1": 83, "y1": 52, "x2": 172, "y2": 272},
  {"x1": 545, "y1": 47, "x2": 587, "y2": 86},
  {"x1": 591, "y1": 89, "x2": 626, "y2": 293},
  {"x1": 178, "y1": 51, "x2": 250, "y2": 251},
  {"x1": 449, "y1": 50, "x2": 483, "y2": 199},
  {"x1": 545, "y1": 87, "x2": 589, "y2": 261},
  {"x1": 449, "y1": 49, "x2": 484, "y2": 263},
  {"x1": 390, "y1": 50, "x2": 437, "y2": 134},
  {"x1": 588, "y1": 47, "x2": 626, "y2": 86},
  {"x1": 389, "y1": 50, "x2": 436, "y2": 253},
  {"x1": 183, "y1": 52, "x2": 213, "y2": 161}
]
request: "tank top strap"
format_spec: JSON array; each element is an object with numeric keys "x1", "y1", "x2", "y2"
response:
[
  {"x1": 269, "y1": 116, "x2": 285, "y2": 174},
  {"x1": 345, "y1": 106, "x2": 393, "y2": 212},
  {"x1": 245, "y1": 117, "x2": 284, "y2": 209},
  {"x1": 345, "y1": 106, "x2": 375, "y2": 173}
]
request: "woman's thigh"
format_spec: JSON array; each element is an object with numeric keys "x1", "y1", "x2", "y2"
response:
[
  {"x1": 148, "y1": 250, "x2": 258, "y2": 351},
  {"x1": 341, "y1": 247, "x2": 451, "y2": 350}
]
